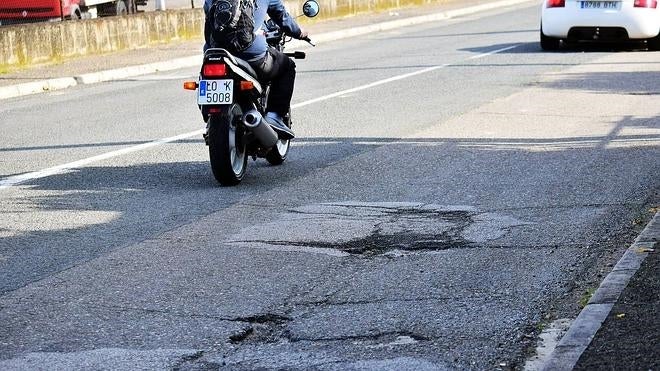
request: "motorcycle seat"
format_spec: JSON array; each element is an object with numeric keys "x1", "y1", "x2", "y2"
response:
[
  {"x1": 234, "y1": 58, "x2": 258, "y2": 79},
  {"x1": 204, "y1": 48, "x2": 259, "y2": 80}
]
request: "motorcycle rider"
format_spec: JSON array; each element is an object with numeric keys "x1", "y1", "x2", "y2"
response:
[{"x1": 203, "y1": 0, "x2": 308, "y2": 139}]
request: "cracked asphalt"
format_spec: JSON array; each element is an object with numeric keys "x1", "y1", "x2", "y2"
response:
[{"x1": 0, "y1": 1, "x2": 659, "y2": 370}]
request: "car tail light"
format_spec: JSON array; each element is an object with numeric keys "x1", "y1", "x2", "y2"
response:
[
  {"x1": 203, "y1": 64, "x2": 227, "y2": 77},
  {"x1": 546, "y1": 0, "x2": 565, "y2": 7},
  {"x1": 634, "y1": 0, "x2": 657, "y2": 7}
]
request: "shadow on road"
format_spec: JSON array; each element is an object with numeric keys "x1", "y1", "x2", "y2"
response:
[
  {"x1": 543, "y1": 71, "x2": 660, "y2": 95},
  {"x1": 0, "y1": 66, "x2": 658, "y2": 308},
  {"x1": 462, "y1": 41, "x2": 653, "y2": 55}
]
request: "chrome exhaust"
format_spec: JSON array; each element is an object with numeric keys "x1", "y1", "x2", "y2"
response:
[{"x1": 242, "y1": 110, "x2": 278, "y2": 148}]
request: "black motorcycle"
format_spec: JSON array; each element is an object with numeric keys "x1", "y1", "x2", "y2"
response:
[{"x1": 184, "y1": 0, "x2": 319, "y2": 186}]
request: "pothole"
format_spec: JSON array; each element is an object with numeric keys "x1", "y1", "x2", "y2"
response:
[
  {"x1": 228, "y1": 202, "x2": 530, "y2": 257},
  {"x1": 229, "y1": 314, "x2": 292, "y2": 344},
  {"x1": 362, "y1": 333, "x2": 429, "y2": 349}
]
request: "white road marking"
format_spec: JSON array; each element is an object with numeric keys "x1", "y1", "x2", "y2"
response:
[
  {"x1": 293, "y1": 45, "x2": 519, "y2": 109},
  {"x1": 291, "y1": 64, "x2": 451, "y2": 109},
  {"x1": 469, "y1": 45, "x2": 519, "y2": 59},
  {"x1": 0, "y1": 130, "x2": 204, "y2": 190},
  {"x1": 129, "y1": 75, "x2": 194, "y2": 81},
  {"x1": 0, "y1": 45, "x2": 520, "y2": 191}
]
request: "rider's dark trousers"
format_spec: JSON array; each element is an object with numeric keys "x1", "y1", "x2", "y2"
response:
[{"x1": 250, "y1": 46, "x2": 296, "y2": 118}]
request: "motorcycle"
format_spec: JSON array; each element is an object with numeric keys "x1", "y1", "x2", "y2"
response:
[{"x1": 184, "y1": 0, "x2": 320, "y2": 186}]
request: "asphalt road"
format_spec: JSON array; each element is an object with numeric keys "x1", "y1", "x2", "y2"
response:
[{"x1": 1, "y1": 3, "x2": 659, "y2": 370}]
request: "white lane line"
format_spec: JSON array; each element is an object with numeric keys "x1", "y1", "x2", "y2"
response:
[
  {"x1": 0, "y1": 130, "x2": 204, "y2": 190},
  {"x1": 129, "y1": 75, "x2": 195, "y2": 81},
  {"x1": 292, "y1": 64, "x2": 450, "y2": 109},
  {"x1": 293, "y1": 45, "x2": 520, "y2": 108},
  {"x1": 0, "y1": 45, "x2": 520, "y2": 190},
  {"x1": 469, "y1": 45, "x2": 519, "y2": 59}
]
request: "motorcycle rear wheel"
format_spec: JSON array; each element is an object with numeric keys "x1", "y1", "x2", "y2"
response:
[{"x1": 208, "y1": 104, "x2": 247, "y2": 186}]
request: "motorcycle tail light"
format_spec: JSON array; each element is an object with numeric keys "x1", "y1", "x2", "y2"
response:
[
  {"x1": 546, "y1": 0, "x2": 565, "y2": 7},
  {"x1": 240, "y1": 81, "x2": 254, "y2": 91},
  {"x1": 634, "y1": 0, "x2": 657, "y2": 7},
  {"x1": 203, "y1": 64, "x2": 227, "y2": 77}
]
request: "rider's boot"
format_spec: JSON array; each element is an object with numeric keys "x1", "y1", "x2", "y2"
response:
[{"x1": 265, "y1": 112, "x2": 295, "y2": 140}]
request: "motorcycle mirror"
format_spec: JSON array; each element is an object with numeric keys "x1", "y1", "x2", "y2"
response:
[{"x1": 302, "y1": 0, "x2": 319, "y2": 18}]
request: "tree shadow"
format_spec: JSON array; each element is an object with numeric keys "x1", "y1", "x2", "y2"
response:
[
  {"x1": 2, "y1": 111, "x2": 658, "y2": 294},
  {"x1": 0, "y1": 138, "x2": 371, "y2": 294},
  {"x1": 1, "y1": 66, "x2": 658, "y2": 297}
]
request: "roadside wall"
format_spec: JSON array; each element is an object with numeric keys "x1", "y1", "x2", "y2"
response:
[
  {"x1": 0, "y1": 0, "x2": 439, "y2": 71},
  {"x1": 0, "y1": 10, "x2": 203, "y2": 70}
]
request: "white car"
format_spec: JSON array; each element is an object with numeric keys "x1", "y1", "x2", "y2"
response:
[{"x1": 540, "y1": 0, "x2": 660, "y2": 50}]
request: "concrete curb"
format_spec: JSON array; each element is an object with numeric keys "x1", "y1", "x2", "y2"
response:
[
  {"x1": 0, "y1": 78, "x2": 78, "y2": 100},
  {"x1": 74, "y1": 55, "x2": 203, "y2": 84},
  {"x1": 0, "y1": 0, "x2": 536, "y2": 101},
  {"x1": 541, "y1": 212, "x2": 659, "y2": 370}
]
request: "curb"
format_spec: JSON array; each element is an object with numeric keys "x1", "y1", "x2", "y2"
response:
[
  {"x1": 0, "y1": 0, "x2": 535, "y2": 101},
  {"x1": 74, "y1": 55, "x2": 203, "y2": 84},
  {"x1": 541, "y1": 212, "x2": 659, "y2": 370},
  {"x1": 0, "y1": 77, "x2": 78, "y2": 100}
]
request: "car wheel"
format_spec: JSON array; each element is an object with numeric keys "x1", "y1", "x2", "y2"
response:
[
  {"x1": 648, "y1": 32, "x2": 660, "y2": 51},
  {"x1": 540, "y1": 29, "x2": 561, "y2": 51}
]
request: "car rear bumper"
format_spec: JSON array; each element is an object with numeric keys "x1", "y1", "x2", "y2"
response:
[{"x1": 542, "y1": 4, "x2": 660, "y2": 39}]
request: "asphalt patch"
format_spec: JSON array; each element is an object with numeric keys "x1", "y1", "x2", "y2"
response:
[{"x1": 227, "y1": 202, "x2": 528, "y2": 257}]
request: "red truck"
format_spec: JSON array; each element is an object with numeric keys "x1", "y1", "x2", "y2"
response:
[{"x1": 0, "y1": 0, "x2": 148, "y2": 25}]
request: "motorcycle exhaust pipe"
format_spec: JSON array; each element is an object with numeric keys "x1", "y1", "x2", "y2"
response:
[{"x1": 242, "y1": 110, "x2": 279, "y2": 148}]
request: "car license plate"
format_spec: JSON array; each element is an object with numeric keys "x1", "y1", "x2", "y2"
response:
[
  {"x1": 580, "y1": 1, "x2": 620, "y2": 9},
  {"x1": 198, "y1": 79, "x2": 233, "y2": 105}
]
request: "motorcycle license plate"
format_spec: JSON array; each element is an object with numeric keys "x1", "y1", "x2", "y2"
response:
[{"x1": 198, "y1": 79, "x2": 233, "y2": 105}]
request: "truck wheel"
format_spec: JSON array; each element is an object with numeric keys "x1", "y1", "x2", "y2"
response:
[
  {"x1": 115, "y1": 0, "x2": 128, "y2": 15},
  {"x1": 67, "y1": 5, "x2": 82, "y2": 20},
  {"x1": 125, "y1": 0, "x2": 137, "y2": 13}
]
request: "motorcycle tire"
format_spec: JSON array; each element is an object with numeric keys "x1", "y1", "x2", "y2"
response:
[{"x1": 208, "y1": 104, "x2": 247, "y2": 186}]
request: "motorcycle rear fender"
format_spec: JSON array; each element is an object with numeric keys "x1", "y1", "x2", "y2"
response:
[
  {"x1": 203, "y1": 48, "x2": 263, "y2": 95},
  {"x1": 222, "y1": 59, "x2": 263, "y2": 95}
]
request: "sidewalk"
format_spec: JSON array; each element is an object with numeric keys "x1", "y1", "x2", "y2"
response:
[
  {"x1": 542, "y1": 205, "x2": 660, "y2": 370},
  {"x1": 1, "y1": 0, "x2": 658, "y2": 369},
  {"x1": 573, "y1": 205, "x2": 659, "y2": 370}
]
